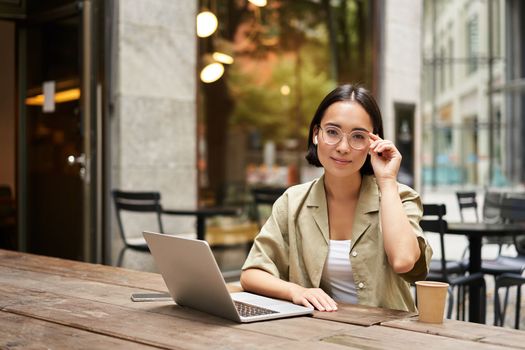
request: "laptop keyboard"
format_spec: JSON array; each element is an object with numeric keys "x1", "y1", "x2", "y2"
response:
[{"x1": 234, "y1": 300, "x2": 278, "y2": 317}]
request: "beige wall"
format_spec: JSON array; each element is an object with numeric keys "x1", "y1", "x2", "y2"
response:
[{"x1": 0, "y1": 20, "x2": 15, "y2": 195}]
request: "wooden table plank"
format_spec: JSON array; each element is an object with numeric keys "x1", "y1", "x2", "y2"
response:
[
  {"x1": 0, "y1": 264, "x2": 353, "y2": 341},
  {"x1": 0, "y1": 249, "x2": 243, "y2": 294},
  {"x1": 0, "y1": 284, "x2": 301, "y2": 350},
  {"x1": 0, "y1": 265, "x2": 178, "y2": 313},
  {"x1": 312, "y1": 303, "x2": 416, "y2": 326},
  {"x1": 235, "y1": 316, "x2": 364, "y2": 342},
  {"x1": 324, "y1": 324, "x2": 511, "y2": 350},
  {"x1": 0, "y1": 264, "x2": 413, "y2": 340},
  {"x1": 480, "y1": 333, "x2": 525, "y2": 349},
  {"x1": 382, "y1": 318, "x2": 525, "y2": 349},
  {"x1": 0, "y1": 266, "x2": 341, "y2": 334},
  {"x1": 2, "y1": 249, "x2": 519, "y2": 349},
  {"x1": 0, "y1": 249, "x2": 168, "y2": 291},
  {"x1": 0, "y1": 311, "x2": 160, "y2": 350}
]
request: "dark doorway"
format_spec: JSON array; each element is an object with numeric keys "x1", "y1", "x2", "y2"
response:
[
  {"x1": 0, "y1": 19, "x2": 16, "y2": 250},
  {"x1": 394, "y1": 103, "x2": 415, "y2": 187},
  {"x1": 24, "y1": 10, "x2": 85, "y2": 260},
  {"x1": 0, "y1": 0, "x2": 104, "y2": 262}
]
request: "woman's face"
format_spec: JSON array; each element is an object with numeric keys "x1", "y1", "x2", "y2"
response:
[{"x1": 314, "y1": 101, "x2": 373, "y2": 178}]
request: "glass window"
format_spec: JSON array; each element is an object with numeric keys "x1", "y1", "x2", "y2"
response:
[
  {"x1": 422, "y1": 0, "x2": 512, "y2": 188},
  {"x1": 491, "y1": 0, "x2": 501, "y2": 57},
  {"x1": 197, "y1": 0, "x2": 378, "y2": 206},
  {"x1": 448, "y1": 38, "x2": 453, "y2": 87},
  {"x1": 466, "y1": 15, "x2": 478, "y2": 74},
  {"x1": 440, "y1": 46, "x2": 445, "y2": 92}
]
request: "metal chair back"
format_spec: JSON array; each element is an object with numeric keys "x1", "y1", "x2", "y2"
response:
[
  {"x1": 112, "y1": 190, "x2": 164, "y2": 247},
  {"x1": 494, "y1": 273, "x2": 525, "y2": 329},
  {"x1": 483, "y1": 191, "x2": 504, "y2": 223},
  {"x1": 251, "y1": 187, "x2": 286, "y2": 229},
  {"x1": 500, "y1": 197, "x2": 525, "y2": 223},
  {"x1": 422, "y1": 203, "x2": 487, "y2": 321},
  {"x1": 421, "y1": 204, "x2": 448, "y2": 281},
  {"x1": 500, "y1": 197, "x2": 525, "y2": 255},
  {"x1": 456, "y1": 191, "x2": 479, "y2": 222}
]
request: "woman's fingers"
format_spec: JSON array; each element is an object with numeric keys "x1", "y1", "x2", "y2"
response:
[
  {"x1": 368, "y1": 132, "x2": 380, "y2": 141},
  {"x1": 293, "y1": 288, "x2": 338, "y2": 312},
  {"x1": 375, "y1": 141, "x2": 394, "y2": 154},
  {"x1": 325, "y1": 296, "x2": 338, "y2": 311},
  {"x1": 300, "y1": 298, "x2": 314, "y2": 310},
  {"x1": 368, "y1": 133, "x2": 387, "y2": 152},
  {"x1": 304, "y1": 289, "x2": 338, "y2": 312},
  {"x1": 367, "y1": 133, "x2": 402, "y2": 179},
  {"x1": 307, "y1": 296, "x2": 326, "y2": 311},
  {"x1": 370, "y1": 139, "x2": 398, "y2": 158}
]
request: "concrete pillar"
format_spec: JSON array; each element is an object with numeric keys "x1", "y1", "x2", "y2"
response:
[
  {"x1": 380, "y1": 0, "x2": 423, "y2": 190},
  {"x1": 111, "y1": 0, "x2": 197, "y2": 250}
]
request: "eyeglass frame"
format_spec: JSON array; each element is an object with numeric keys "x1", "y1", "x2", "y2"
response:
[{"x1": 316, "y1": 125, "x2": 371, "y2": 150}]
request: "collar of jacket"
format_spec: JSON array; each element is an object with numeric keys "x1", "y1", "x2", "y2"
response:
[{"x1": 305, "y1": 174, "x2": 380, "y2": 245}]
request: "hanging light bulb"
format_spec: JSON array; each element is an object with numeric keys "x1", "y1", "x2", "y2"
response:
[
  {"x1": 200, "y1": 55, "x2": 224, "y2": 83},
  {"x1": 200, "y1": 63, "x2": 224, "y2": 83},
  {"x1": 196, "y1": 11, "x2": 218, "y2": 38},
  {"x1": 248, "y1": 0, "x2": 267, "y2": 7},
  {"x1": 280, "y1": 85, "x2": 291, "y2": 96},
  {"x1": 212, "y1": 52, "x2": 234, "y2": 64},
  {"x1": 212, "y1": 38, "x2": 234, "y2": 64}
]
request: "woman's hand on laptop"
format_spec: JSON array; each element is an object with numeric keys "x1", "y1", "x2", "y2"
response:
[
  {"x1": 240, "y1": 268, "x2": 337, "y2": 312},
  {"x1": 289, "y1": 284, "x2": 338, "y2": 312}
]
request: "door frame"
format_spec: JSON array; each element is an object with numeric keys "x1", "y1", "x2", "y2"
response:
[{"x1": 12, "y1": 0, "x2": 103, "y2": 262}]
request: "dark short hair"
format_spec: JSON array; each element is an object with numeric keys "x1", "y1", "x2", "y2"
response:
[{"x1": 305, "y1": 84, "x2": 384, "y2": 175}]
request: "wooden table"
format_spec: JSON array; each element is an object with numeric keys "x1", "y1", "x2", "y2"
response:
[
  {"x1": 1, "y1": 249, "x2": 523, "y2": 349},
  {"x1": 447, "y1": 222, "x2": 525, "y2": 323}
]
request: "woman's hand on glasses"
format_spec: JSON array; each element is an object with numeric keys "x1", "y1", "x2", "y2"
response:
[{"x1": 368, "y1": 133, "x2": 401, "y2": 186}]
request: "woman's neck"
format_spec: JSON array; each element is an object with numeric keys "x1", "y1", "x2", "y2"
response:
[{"x1": 323, "y1": 172, "x2": 362, "y2": 200}]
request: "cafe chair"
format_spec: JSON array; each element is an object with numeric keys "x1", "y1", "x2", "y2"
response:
[
  {"x1": 456, "y1": 191, "x2": 479, "y2": 222},
  {"x1": 461, "y1": 191, "x2": 513, "y2": 262},
  {"x1": 483, "y1": 196, "x2": 525, "y2": 271},
  {"x1": 422, "y1": 204, "x2": 486, "y2": 321},
  {"x1": 455, "y1": 191, "x2": 478, "y2": 264},
  {"x1": 483, "y1": 191, "x2": 504, "y2": 223},
  {"x1": 494, "y1": 273, "x2": 525, "y2": 329},
  {"x1": 112, "y1": 190, "x2": 165, "y2": 266},
  {"x1": 481, "y1": 191, "x2": 514, "y2": 255},
  {"x1": 485, "y1": 196, "x2": 525, "y2": 325},
  {"x1": 251, "y1": 186, "x2": 287, "y2": 229}
]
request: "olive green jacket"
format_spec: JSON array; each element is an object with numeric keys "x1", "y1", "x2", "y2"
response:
[{"x1": 242, "y1": 175, "x2": 433, "y2": 312}]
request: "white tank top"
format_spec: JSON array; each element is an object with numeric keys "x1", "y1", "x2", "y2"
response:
[{"x1": 321, "y1": 240, "x2": 358, "y2": 304}]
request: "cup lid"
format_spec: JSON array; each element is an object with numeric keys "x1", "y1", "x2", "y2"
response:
[{"x1": 415, "y1": 281, "x2": 449, "y2": 288}]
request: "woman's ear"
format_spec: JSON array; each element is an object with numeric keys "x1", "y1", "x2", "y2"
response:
[{"x1": 313, "y1": 126, "x2": 319, "y2": 145}]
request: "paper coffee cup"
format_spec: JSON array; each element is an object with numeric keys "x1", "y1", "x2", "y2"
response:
[{"x1": 415, "y1": 281, "x2": 449, "y2": 323}]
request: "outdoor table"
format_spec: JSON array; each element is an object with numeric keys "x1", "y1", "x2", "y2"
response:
[
  {"x1": 446, "y1": 222, "x2": 525, "y2": 323},
  {"x1": 163, "y1": 206, "x2": 241, "y2": 241},
  {"x1": 1, "y1": 248, "x2": 523, "y2": 349}
]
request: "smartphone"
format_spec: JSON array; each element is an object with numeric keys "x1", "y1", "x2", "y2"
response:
[{"x1": 130, "y1": 292, "x2": 172, "y2": 302}]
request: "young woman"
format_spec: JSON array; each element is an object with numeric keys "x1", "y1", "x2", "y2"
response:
[{"x1": 240, "y1": 84, "x2": 432, "y2": 312}]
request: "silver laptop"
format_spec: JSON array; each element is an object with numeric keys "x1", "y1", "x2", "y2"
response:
[{"x1": 143, "y1": 231, "x2": 313, "y2": 323}]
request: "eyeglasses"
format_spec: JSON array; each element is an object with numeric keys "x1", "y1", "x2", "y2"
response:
[{"x1": 318, "y1": 125, "x2": 370, "y2": 150}]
